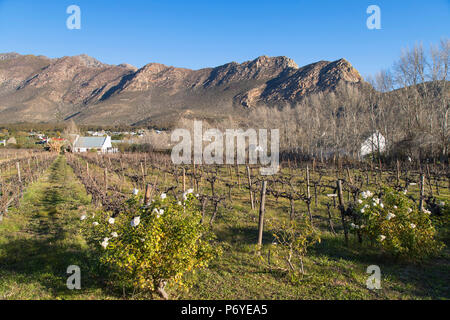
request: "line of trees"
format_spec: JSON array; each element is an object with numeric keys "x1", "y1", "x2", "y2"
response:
[{"x1": 237, "y1": 39, "x2": 449, "y2": 163}]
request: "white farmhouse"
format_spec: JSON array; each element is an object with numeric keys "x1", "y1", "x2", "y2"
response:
[
  {"x1": 72, "y1": 135, "x2": 116, "y2": 153},
  {"x1": 360, "y1": 131, "x2": 386, "y2": 157}
]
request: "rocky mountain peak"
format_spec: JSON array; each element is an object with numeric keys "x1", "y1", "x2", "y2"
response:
[
  {"x1": 250, "y1": 55, "x2": 299, "y2": 70},
  {"x1": 72, "y1": 54, "x2": 106, "y2": 68},
  {"x1": 0, "y1": 52, "x2": 367, "y2": 125},
  {"x1": 0, "y1": 52, "x2": 21, "y2": 61}
]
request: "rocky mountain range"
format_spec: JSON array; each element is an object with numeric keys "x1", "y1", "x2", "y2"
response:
[{"x1": 0, "y1": 53, "x2": 365, "y2": 127}]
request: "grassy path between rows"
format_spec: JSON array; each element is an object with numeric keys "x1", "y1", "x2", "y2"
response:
[
  {"x1": 0, "y1": 156, "x2": 113, "y2": 299},
  {"x1": 0, "y1": 155, "x2": 448, "y2": 300}
]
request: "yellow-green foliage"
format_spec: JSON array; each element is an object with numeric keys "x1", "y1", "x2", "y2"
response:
[
  {"x1": 353, "y1": 187, "x2": 444, "y2": 260},
  {"x1": 80, "y1": 192, "x2": 221, "y2": 294},
  {"x1": 264, "y1": 216, "x2": 320, "y2": 282}
]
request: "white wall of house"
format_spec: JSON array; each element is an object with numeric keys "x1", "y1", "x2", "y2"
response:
[
  {"x1": 102, "y1": 136, "x2": 112, "y2": 152},
  {"x1": 360, "y1": 131, "x2": 386, "y2": 157},
  {"x1": 73, "y1": 136, "x2": 116, "y2": 153}
]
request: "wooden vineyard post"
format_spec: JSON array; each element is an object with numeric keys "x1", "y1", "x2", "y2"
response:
[
  {"x1": 257, "y1": 180, "x2": 268, "y2": 254},
  {"x1": 86, "y1": 162, "x2": 90, "y2": 179},
  {"x1": 104, "y1": 168, "x2": 108, "y2": 194},
  {"x1": 346, "y1": 167, "x2": 353, "y2": 185},
  {"x1": 120, "y1": 158, "x2": 124, "y2": 183},
  {"x1": 16, "y1": 162, "x2": 21, "y2": 184},
  {"x1": 426, "y1": 164, "x2": 433, "y2": 196},
  {"x1": 326, "y1": 203, "x2": 336, "y2": 235},
  {"x1": 246, "y1": 165, "x2": 254, "y2": 210},
  {"x1": 314, "y1": 183, "x2": 318, "y2": 207},
  {"x1": 140, "y1": 162, "x2": 145, "y2": 189},
  {"x1": 419, "y1": 174, "x2": 425, "y2": 212},
  {"x1": 236, "y1": 165, "x2": 241, "y2": 189},
  {"x1": 144, "y1": 183, "x2": 152, "y2": 205},
  {"x1": 27, "y1": 159, "x2": 32, "y2": 183},
  {"x1": 306, "y1": 165, "x2": 312, "y2": 223},
  {"x1": 193, "y1": 163, "x2": 196, "y2": 192},
  {"x1": 337, "y1": 179, "x2": 349, "y2": 246},
  {"x1": 183, "y1": 167, "x2": 186, "y2": 193},
  {"x1": 378, "y1": 157, "x2": 382, "y2": 182}
]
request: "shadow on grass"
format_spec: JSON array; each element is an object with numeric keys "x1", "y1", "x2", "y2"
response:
[
  {"x1": 311, "y1": 234, "x2": 450, "y2": 299},
  {"x1": 0, "y1": 236, "x2": 112, "y2": 298},
  {"x1": 216, "y1": 225, "x2": 274, "y2": 246},
  {"x1": 0, "y1": 156, "x2": 122, "y2": 299}
]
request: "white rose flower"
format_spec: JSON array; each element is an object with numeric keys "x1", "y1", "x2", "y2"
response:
[
  {"x1": 131, "y1": 216, "x2": 141, "y2": 227},
  {"x1": 93, "y1": 222, "x2": 99, "y2": 226},
  {"x1": 108, "y1": 217, "x2": 115, "y2": 224},
  {"x1": 80, "y1": 215, "x2": 86, "y2": 221},
  {"x1": 101, "y1": 237, "x2": 109, "y2": 249},
  {"x1": 386, "y1": 212, "x2": 396, "y2": 220},
  {"x1": 410, "y1": 223, "x2": 416, "y2": 229},
  {"x1": 132, "y1": 188, "x2": 139, "y2": 195},
  {"x1": 186, "y1": 188, "x2": 194, "y2": 194},
  {"x1": 160, "y1": 193, "x2": 167, "y2": 199},
  {"x1": 380, "y1": 203, "x2": 384, "y2": 209},
  {"x1": 111, "y1": 232, "x2": 118, "y2": 238},
  {"x1": 357, "y1": 199, "x2": 363, "y2": 204},
  {"x1": 407, "y1": 208, "x2": 413, "y2": 213},
  {"x1": 379, "y1": 235, "x2": 386, "y2": 242}
]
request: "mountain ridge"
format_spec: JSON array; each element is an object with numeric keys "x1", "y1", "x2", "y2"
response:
[{"x1": 0, "y1": 53, "x2": 365, "y2": 126}]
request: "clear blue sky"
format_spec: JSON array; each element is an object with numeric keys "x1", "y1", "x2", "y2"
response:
[{"x1": 0, "y1": 0, "x2": 448, "y2": 78}]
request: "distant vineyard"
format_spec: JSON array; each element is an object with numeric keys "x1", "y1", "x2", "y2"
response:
[
  {"x1": 66, "y1": 151, "x2": 450, "y2": 244},
  {"x1": 0, "y1": 151, "x2": 57, "y2": 218}
]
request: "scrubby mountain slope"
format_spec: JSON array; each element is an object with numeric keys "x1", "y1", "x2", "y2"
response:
[{"x1": 0, "y1": 53, "x2": 364, "y2": 126}]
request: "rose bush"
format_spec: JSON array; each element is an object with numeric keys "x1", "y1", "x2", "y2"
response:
[
  {"x1": 352, "y1": 187, "x2": 444, "y2": 260},
  {"x1": 80, "y1": 191, "x2": 220, "y2": 298}
]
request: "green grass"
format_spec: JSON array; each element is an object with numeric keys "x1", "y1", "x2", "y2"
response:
[
  {"x1": 175, "y1": 222, "x2": 450, "y2": 300},
  {"x1": 0, "y1": 156, "x2": 449, "y2": 300},
  {"x1": 0, "y1": 156, "x2": 115, "y2": 299}
]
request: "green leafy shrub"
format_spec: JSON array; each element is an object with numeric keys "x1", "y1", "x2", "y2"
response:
[
  {"x1": 80, "y1": 191, "x2": 220, "y2": 298},
  {"x1": 263, "y1": 216, "x2": 320, "y2": 282},
  {"x1": 352, "y1": 188, "x2": 444, "y2": 260},
  {"x1": 431, "y1": 200, "x2": 450, "y2": 245}
]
